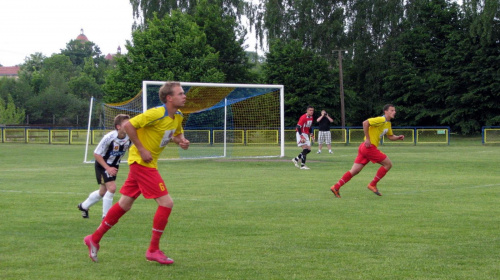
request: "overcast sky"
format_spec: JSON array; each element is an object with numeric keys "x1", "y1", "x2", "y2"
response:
[{"x1": 0, "y1": 0, "x2": 261, "y2": 67}]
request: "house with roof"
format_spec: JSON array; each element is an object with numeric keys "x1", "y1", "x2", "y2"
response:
[{"x1": 0, "y1": 66, "x2": 20, "y2": 79}]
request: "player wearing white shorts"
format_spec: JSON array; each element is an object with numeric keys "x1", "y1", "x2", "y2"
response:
[{"x1": 292, "y1": 106, "x2": 314, "y2": 170}]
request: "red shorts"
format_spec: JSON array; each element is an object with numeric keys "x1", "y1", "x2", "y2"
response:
[
  {"x1": 120, "y1": 163, "x2": 168, "y2": 199},
  {"x1": 354, "y1": 143, "x2": 387, "y2": 165}
]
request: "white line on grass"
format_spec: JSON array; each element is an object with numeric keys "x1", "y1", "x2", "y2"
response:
[{"x1": 2, "y1": 183, "x2": 499, "y2": 200}]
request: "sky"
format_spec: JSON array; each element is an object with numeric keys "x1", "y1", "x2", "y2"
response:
[
  {"x1": 0, "y1": 0, "x2": 260, "y2": 67},
  {"x1": 0, "y1": 0, "x2": 136, "y2": 66}
]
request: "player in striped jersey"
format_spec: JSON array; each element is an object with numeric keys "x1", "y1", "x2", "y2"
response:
[
  {"x1": 330, "y1": 104, "x2": 404, "y2": 198},
  {"x1": 78, "y1": 114, "x2": 131, "y2": 219}
]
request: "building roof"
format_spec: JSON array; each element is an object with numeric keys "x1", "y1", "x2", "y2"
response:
[
  {"x1": 0, "y1": 66, "x2": 20, "y2": 76},
  {"x1": 76, "y1": 28, "x2": 89, "y2": 42}
]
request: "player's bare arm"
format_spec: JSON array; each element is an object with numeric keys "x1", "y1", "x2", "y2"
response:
[
  {"x1": 388, "y1": 134, "x2": 404, "y2": 141},
  {"x1": 124, "y1": 121, "x2": 152, "y2": 163},
  {"x1": 172, "y1": 134, "x2": 190, "y2": 150},
  {"x1": 362, "y1": 120, "x2": 371, "y2": 147},
  {"x1": 94, "y1": 153, "x2": 118, "y2": 176}
]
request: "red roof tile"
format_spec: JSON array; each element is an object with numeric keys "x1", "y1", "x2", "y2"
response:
[{"x1": 0, "y1": 66, "x2": 20, "y2": 76}]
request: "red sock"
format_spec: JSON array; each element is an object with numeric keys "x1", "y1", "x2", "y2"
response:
[
  {"x1": 148, "y1": 206, "x2": 172, "y2": 252},
  {"x1": 92, "y1": 203, "x2": 127, "y2": 244},
  {"x1": 334, "y1": 171, "x2": 353, "y2": 190},
  {"x1": 370, "y1": 167, "x2": 388, "y2": 187}
]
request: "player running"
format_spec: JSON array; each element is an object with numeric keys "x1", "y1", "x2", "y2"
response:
[
  {"x1": 83, "y1": 81, "x2": 190, "y2": 265},
  {"x1": 330, "y1": 104, "x2": 404, "y2": 198}
]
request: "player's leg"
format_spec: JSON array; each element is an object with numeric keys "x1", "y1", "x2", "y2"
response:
[
  {"x1": 84, "y1": 195, "x2": 135, "y2": 262},
  {"x1": 330, "y1": 163, "x2": 364, "y2": 198},
  {"x1": 92, "y1": 195, "x2": 135, "y2": 242},
  {"x1": 78, "y1": 187, "x2": 102, "y2": 218},
  {"x1": 293, "y1": 132, "x2": 306, "y2": 167},
  {"x1": 84, "y1": 168, "x2": 139, "y2": 262},
  {"x1": 367, "y1": 157, "x2": 392, "y2": 196},
  {"x1": 102, "y1": 181, "x2": 117, "y2": 219},
  {"x1": 79, "y1": 164, "x2": 109, "y2": 218},
  {"x1": 145, "y1": 187, "x2": 175, "y2": 263},
  {"x1": 331, "y1": 144, "x2": 368, "y2": 198},
  {"x1": 146, "y1": 194, "x2": 174, "y2": 264},
  {"x1": 300, "y1": 146, "x2": 311, "y2": 169}
]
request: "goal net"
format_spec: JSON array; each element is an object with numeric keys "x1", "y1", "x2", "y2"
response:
[{"x1": 85, "y1": 81, "x2": 284, "y2": 161}]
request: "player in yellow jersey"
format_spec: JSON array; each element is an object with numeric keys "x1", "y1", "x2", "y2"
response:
[
  {"x1": 84, "y1": 81, "x2": 190, "y2": 265},
  {"x1": 330, "y1": 104, "x2": 404, "y2": 198}
]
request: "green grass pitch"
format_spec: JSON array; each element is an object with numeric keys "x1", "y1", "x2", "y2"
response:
[{"x1": 1, "y1": 139, "x2": 499, "y2": 279}]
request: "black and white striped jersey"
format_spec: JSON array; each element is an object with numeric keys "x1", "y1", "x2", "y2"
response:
[{"x1": 94, "y1": 130, "x2": 131, "y2": 167}]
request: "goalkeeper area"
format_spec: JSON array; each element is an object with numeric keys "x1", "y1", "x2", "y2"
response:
[{"x1": 85, "y1": 81, "x2": 284, "y2": 161}]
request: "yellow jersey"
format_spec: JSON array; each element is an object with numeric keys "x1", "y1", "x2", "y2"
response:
[
  {"x1": 128, "y1": 105, "x2": 184, "y2": 168},
  {"x1": 365, "y1": 116, "x2": 393, "y2": 148}
]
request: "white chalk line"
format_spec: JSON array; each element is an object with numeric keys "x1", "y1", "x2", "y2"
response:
[{"x1": 1, "y1": 183, "x2": 499, "y2": 202}]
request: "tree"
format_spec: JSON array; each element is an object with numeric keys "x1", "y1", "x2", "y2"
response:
[
  {"x1": 25, "y1": 72, "x2": 86, "y2": 125},
  {"x1": 129, "y1": 0, "x2": 246, "y2": 26},
  {"x1": 194, "y1": 0, "x2": 252, "y2": 83},
  {"x1": 104, "y1": 11, "x2": 225, "y2": 102},
  {"x1": 60, "y1": 39, "x2": 104, "y2": 68},
  {"x1": 18, "y1": 53, "x2": 45, "y2": 94},
  {"x1": 0, "y1": 94, "x2": 25, "y2": 125},
  {"x1": 263, "y1": 39, "x2": 337, "y2": 127},
  {"x1": 381, "y1": 0, "x2": 500, "y2": 134},
  {"x1": 69, "y1": 74, "x2": 104, "y2": 101}
]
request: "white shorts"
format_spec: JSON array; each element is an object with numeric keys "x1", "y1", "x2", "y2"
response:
[
  {"x1": 318, "y1": 131, "x2": 332, "y2": 145},
  {"x1": 296, "y1": 133, "x2": 311, "y2": 147}
]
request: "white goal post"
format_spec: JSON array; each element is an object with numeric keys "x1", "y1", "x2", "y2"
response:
[{"x1": 84, "y1": 81, "x2": 285, "y2": 162}]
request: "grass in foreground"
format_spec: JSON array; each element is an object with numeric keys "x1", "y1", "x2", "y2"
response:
[{"x1": 0, "y1": 141, "x2": 499, "y2": 279}]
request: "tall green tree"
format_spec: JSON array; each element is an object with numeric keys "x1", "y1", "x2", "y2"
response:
[
  {"x1": 381, "y1": 0, "x2": 500, "y2": 134},
  {"x1": 25, "y1": 72, "x2": 86, "y2": 125},
  {"x1": 0, "y1": 93, "x2": 25, "y2": 125},
  {"x1": 129, "y1": 0, "x2": 252, "y2": 83},
  {"x1": 255, "y1": 0, "x2": 348, "y2": 58},
  {"x1": 60, "y1": 39, "x2": 104, "y2": 69},
  {"x1": 263, "y1": 39, "x2": 338, "y2": 127},
  {"x1": 104, "y1": 11, "x2": 225, "y2": 102},
  {"x1": 443, "y1": 0, "x2": 500, "y2": 133},
  {"x1": 194, "y1": 0, "x2": 251, "y2": 83},
  {"x1": 129, "y1": 0, "x2": 246, "y2": 25},
  {"x1": 18, "y1": 53, "x2": 45, "y2": 95}
]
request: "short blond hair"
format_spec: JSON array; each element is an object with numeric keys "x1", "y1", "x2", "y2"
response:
[{"x1": 159, "y1": 81, "x2": 181, "y2": 104}]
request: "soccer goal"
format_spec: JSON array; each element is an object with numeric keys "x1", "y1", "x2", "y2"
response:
[{"x1": 85, "y1": 81, "x2": 285, "y2": 161}]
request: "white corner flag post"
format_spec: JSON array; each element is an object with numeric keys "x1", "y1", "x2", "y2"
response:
[
  {"x1": 84, "y1": 97, "x2": 94, "y2": 163},
  {"x1": 224, "y1": 97, "x2": 227, "y2": 158}
]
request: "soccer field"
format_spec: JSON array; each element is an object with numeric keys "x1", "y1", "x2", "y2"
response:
[{"x1": 1, "y1": 140, "x2": 499, "y2": 279}]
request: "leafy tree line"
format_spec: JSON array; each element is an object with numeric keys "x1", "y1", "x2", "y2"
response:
[
  {"x1": 251, "y1": 0, "x2": 500, "y2": 133},
  {"x1": 1, "y1": 0, "x2": 498, "y2": 134}
]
